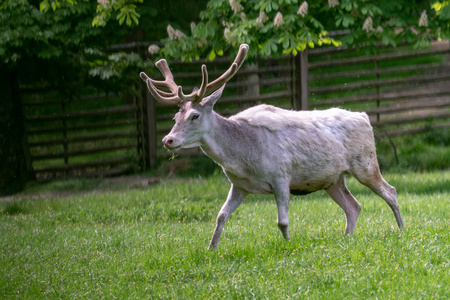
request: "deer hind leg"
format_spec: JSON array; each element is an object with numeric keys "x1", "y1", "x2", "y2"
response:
[
  {"x1": 209, "y1": 185, "x2": 247, "y2": 250},
  {"x1": 352, "y1": 163, "x2": 404, "y2": 230},
  {"x1": 273, "y1": 179, "x2": 291, "y2": 241},
  {"x1": 326, "y1": 175, "x2": 361, "y2": 235}
]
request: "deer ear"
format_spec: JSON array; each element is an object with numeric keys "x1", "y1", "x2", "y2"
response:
[{"x1": 201, "y1": 84, "x2": 225, "y2": 109}]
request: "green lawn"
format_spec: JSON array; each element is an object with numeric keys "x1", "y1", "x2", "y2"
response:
[{"x1": 1, "y1": 171, "x2": 449, "y2": 299}]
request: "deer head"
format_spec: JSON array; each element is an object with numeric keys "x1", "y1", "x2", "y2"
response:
[{"x1": 140, "y1": 44, "x2": 249, "y2": 151}]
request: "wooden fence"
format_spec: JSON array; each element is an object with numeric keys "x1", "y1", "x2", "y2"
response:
[
  {"x1": 23, "y1": 40, "x2": 450, "y2": 179},
  {"x1": 22, "y1": 88, "x2": 142, "y2": 181},
  {"x1": 143, "y1": 40, "x2": 450, "y2": 163},
  {"x1": 307, "y1": 41, "x2": 450, "y2": 136}
]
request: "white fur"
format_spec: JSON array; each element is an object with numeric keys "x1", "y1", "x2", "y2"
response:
[
  {"x1": 231, "y1": 104, "x2": 370, "y2": 132},
  {"x1": 162, "y1": 101, "x2": 404, "y2": 249}
]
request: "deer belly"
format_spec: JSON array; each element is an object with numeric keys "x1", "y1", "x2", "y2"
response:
[
  {"x1": 289, "y1": 176, "x2": 338, "y2": 195},
  {"x1": 224, "y1": 172, "x2": 272, "y2": 194}
]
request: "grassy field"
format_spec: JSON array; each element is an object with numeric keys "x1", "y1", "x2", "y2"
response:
[{"x1": 1, "y1": 171, "x2": 449, "y2": 299}]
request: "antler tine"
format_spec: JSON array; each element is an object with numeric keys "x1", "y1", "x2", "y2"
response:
[
  {"x1": 204, "y1": 43, "x2": 249, "y2": 96},
  {"x1": 145, "y1": 78, "x2": 183, "y2": 105},
  {"x1": 140, "y1": 59, "x2": 184, "y2": 106},
  {"x1": 178, "y1": 64, "x2": 209, "y2": 103},
  {"x1": 151, "y1": 59, "x2": 178, "y2": 91}
]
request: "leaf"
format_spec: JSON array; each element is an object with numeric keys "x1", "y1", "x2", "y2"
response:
[
  {"x1": 40, "y1": 0, "x2": 49, "y2": 12},
  {"x1": 335, "y1": 15, "x2": 344, "y2": 27},
  {"x1": 270, "y1": 41, "x2": 277, "y2": 52},
  {"x1": 342, "y1": 14, "x2": 354, "y2": 27},
  {"x1": 331, "y1": 39, "x2": 342, "y2": 47},
  {"x1": 116, "y1": 10, "x2": 126, "y2": 25},
  {"x1": 208, "y1": 49, "x2": 216, "y2": 61},
  {"x1": 130, "y1": 11, "x2": 140, "y2": 25}
]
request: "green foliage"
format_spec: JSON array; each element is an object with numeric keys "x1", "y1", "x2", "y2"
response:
[
  {"x1": 38, "y1": 0, "x2": 143, "y2": 27},
  {"x1": 86, "y1": 50, "x2": 153, "y2": 95},
  {"x1": 0, "y1": 0, "x2": 151, "y2": 94},
  {"x1": 158, "y1": 0, "x2": 450, "y2": 61},
  {"x1": 92, "y1": 0, "x2": 143, "y2": 27},
  {"x1": 1, "y1": 172, "x2": 449, "y2": 298},
  {"x1": 0, "y1": 0, "x2": 123, "y2": 68}
]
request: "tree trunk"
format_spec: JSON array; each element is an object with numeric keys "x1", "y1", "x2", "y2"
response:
[{"x1": 0, "y1": 68, "x2": 35, "y2": 195}]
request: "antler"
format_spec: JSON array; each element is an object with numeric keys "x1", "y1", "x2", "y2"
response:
[
  {"x1": 140, "y1": 59, "x2": 183, "y2": 105},
  {"x1": 140, "y1": 43, "x2": 249, "y2": 105}
]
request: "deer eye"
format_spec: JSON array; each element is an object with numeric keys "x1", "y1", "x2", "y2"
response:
[{"x1": 191, "y1": 114, "x2": 200, "y2": 120}]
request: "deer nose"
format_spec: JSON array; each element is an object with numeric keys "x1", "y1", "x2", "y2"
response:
[{"x1": 162, "y1": 136, "x2": 175, "y2": 148}]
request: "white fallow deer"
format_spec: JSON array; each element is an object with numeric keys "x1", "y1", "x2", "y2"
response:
[{"x1": 140, "y1": 44, "x2": 404, "y2": 249}]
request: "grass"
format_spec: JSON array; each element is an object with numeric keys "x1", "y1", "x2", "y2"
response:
[
  {"x1": 375, "y1": 127, "x2": 450, "y2": 172},
  {"x1": 1, "y1": 170, "x2": 449, "y2": 299}
]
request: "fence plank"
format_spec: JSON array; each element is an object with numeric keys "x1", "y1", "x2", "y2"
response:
[
  {"x1": 310, "y1": 73, "x2": 450, "y2": 94},
  {"x1": 26, "y1": 104, "x2": 137, "y2": 121},
  {"x1": 34, "y1": 156, "x2": 136, "y2": 173},
  {"x1": 27, "y1": 119, "x2": 135, "y2": 134},
  {"x1": 28, "y1": 130, "x2": 138, "y2": 147},
  {"x1": 372, "y1": 110, "x2": 450, "y2": 127},
  {"x1": 310, "y1": 62, "x2": 450, "y2": 80},
  {"x1": 311, "y1": 88, "x2": 450, "y2": 107},
  {"x1": 31, "y1": 143, "x2": 137, "y2": 160},
  {"x1": 309, "y1": 46, "x2": 450, "y2": 69},
  {"x1": 378, "y1": 121, "x2": 450, "y2": 137}
]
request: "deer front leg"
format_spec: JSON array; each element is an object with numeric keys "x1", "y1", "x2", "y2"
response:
[
  {"x1": 209, "y1": 185, "x2": 247, "y2": 250},
  {"x1": 273, "y1": 179, "x2": 291, "y2": 240},
  {"x1": 325, "y1": 175, "x2": 361, "y2": 235}
]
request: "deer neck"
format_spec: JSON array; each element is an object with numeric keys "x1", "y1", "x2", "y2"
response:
[{"x1": 200, "y1": 112, "x2": 248, "y2": 168}]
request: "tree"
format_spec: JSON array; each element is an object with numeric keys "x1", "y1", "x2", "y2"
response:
[
  {"x1": 157, "y1": 0, "x2": 450, "y2": 60},
  {"x1": 0, "y1": 0, "x2": 208, "y2": 194},
  {"x1": 0, "y1": 1, "x2": 120, "y2": 195}
]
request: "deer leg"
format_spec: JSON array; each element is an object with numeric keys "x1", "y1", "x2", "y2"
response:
[
  {"x1": 353, "y1": 165, "x2": 404, "y2": 230},
  {"x1": 208, "y1": 185, "x2": 247, "y2": 250},
  {"x1": 326, "y1": 175, "x2": 361, "y2": 235},
  {"x1": 273, "y1": 180, "x2": 291, "y2": 240},
  {"x1": 367, "y1": 178, "x2": 404, "y2": 230}
]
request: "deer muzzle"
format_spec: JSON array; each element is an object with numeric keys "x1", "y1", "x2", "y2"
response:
[{"x1": 162, "y1": 135, "x2": 182, "y2": 152}]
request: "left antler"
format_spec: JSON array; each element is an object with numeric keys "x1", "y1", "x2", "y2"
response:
[{"x1": 140, "y1": 43, "x2": 249, "y2": 104}]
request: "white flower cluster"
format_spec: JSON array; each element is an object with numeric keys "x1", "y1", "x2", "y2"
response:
[
  {"x1": 256, "y1": 11, "x2": 268, "y2": 27},
  {"x1": 362, "y1": 16, "x2": 373, "y2": 33},
  {"x1": 148, "y1": 44, "x2": 160, "y2": 55},
  {"x1": 362, "y1": 17, "x2": 383, "y2": 34},
  {"x1": 274, "y1": 12, "x2": 284, "y2": 27},
  {"x1": 167, "y1": 25, "x2": 186, "y2": 41},
  {"x1": 328, "y1": 0, "x2": 339, "y2": 8},
  {"x1": 224, "y1": 28, "x2": 233, "y2": 41},
  {"x1": 419, "y1": 10, "x2": 428, "y2": 27},
  {"x1": 297, "y1": 1, "x2": 308, "y2": 17},
  {"x1": 97, "y1": 0, "x2": 108, "y2": 4},
  {"x1": 229, "y1": 0, "x2": 243, "y2": 13},
  {"x1": 222, "y1": 20, "x2": 235, "y2": 41}
]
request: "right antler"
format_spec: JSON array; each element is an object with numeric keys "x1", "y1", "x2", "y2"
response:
[{"x1": 140, "y1": 43, "x2": 249, "y2": 105}]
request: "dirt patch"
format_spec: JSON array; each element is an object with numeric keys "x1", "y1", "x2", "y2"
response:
[{"x1": 0, "y1": 175, "x2": 162, "y2": 202}]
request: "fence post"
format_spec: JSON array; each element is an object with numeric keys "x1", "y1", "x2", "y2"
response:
[
  {"x1": 292, "y1": 50, "x2": 309, "y2": 110},
  {"x1": 60, "y1": 91, "x2": 69, "y2": 176},
  {"x1": 375, "y1": 55, "x2": 381, "y2": 122},
  {"x1": 141, "y1": 87, "x2": 158, "y2": 169},
  {"x1": 237, "y1": 63, "x2": 260, "y2": 109}
]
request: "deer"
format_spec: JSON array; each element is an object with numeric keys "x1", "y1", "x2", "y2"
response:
[{"x1": 140, "y1": 44, "x2": 404, "y2": 249}]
